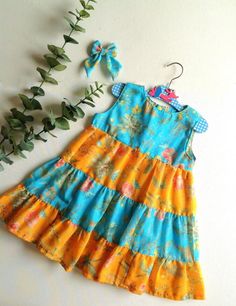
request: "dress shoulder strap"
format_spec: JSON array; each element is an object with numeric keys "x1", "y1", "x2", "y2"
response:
[
  {"x1": 111, "y1": 82, "x2": 145, "y2": 101},
  {"x1": 187, "y1": 106, "x2": 208, "y2": 133},
  {"x1": 111, "y1": 82, "x2": 125, "y2": 98}
]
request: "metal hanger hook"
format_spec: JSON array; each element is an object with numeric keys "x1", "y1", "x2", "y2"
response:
[{"x1": 164, "y1": 62, "x2": 184, "y2": 88}]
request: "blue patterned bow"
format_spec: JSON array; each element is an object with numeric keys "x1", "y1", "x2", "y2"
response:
[{"x1": 84, "y1": 40, "x2": 122, "y2": 80}]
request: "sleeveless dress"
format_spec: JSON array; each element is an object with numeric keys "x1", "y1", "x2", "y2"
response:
[{"x1": 0, "y1": 82, "x2": 205, "y2": 300}]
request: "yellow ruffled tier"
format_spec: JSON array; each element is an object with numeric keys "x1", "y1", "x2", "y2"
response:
[
  {"x1": 61, "y1": 124, "x2": 197, "y2": 216},
  {"x1": 0, "y1": 183, "x2": 205, "y2": 300}
]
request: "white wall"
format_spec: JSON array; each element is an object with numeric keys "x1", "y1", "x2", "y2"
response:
[{"x1": 0, "y1": 1, "x2": 235, "y2": 305}]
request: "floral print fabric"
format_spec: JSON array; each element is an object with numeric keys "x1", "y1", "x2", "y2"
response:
[
  {"x1": 92, "y1": 83, "x2": 202, "y2": 171},
  {"x1": 0, "y1": 82, "x2": 205, "y2": 300}
]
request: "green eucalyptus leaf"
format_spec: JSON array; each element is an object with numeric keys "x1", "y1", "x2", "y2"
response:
[
  {"x1": 85, "y1": 96, "x2": 94, "y2": 102},
  {"x1": 61, "y1": 102, "x2": 76, "y2": 121},
  {"x1": 2, "y1": 156, "x2": 13, "y2": 165},
  {"x1": 31, "y1": 99, "x2": 42, "y2": 110},
  {"x1": 80, "y1": 0, "x2": 86, "y2": 8},
  {"x1": 19, "y1": 140, "x2": 34, "y2": 152},
  {"x1": 61, "y1": 101, "x2": 68, "y2": 113},
  {"x1": 36, "y1": 67, "x2": 48, "y2": 80},
  {"x1": 19, "y1": 94, "x2": 31, "y2": 108},
  {"x1": 93, "y1": 92, "x2": 100, "y2": 98},
  {"x1": 54, "y1": 64, "x2": 67, "y2": 71},
  {"x1": 24, "y1": 128, "x2": 34, "y2": 141},
  {"x1": 55, "y1": 117, "x2": 70, "y2": 130},
  {"x1": 1, "y1": 126, "x2": 10, "y2": 139},
  {"x1": 7, "y1": 117, "x2": 25, "y2": 130},
  {"x1": 72, "y1": 24, "x2": 86, "y2": 32},
  {"x1": 64, "y1": 16, "x2": 75, "y2": 27},
  {"x1": 67, "y1": 104, "x2": 79, "y2": 118},
  {"x1": 0, "y1": 163, "x2": 4, "y2": 171},
  {"x1": 0, "y1": 147, "x2": 14, "y2": 165},
  {"x1": 34, "y1": 134, "x2": 47, "y2": 142},
  {"x1": 58, "y1": 53, "x2": 71, "y2": 62},
  {"x1": 85, "y1": 4, "x2": 94, "y2": 10},
  {"x1": 48, "y1": 44, "x2": 65, "y2": 56},
  {"x1": 98, "y1": 87, "x2": 104, "y2": 93},
  {"x1": 79, "y1": 10, "x2": 90, "y2": 18},
  {"x1": 30, "y1": 86, "x2": 45, "y2": 96},
  {"x1": 42, "y1": 117, "x2": 55, "y2": 131},
  {"x1": 61, "y1": 101, "x2": 71, "y2": 117},
  {"x1": 14, "y1": 146, "x2": 27, "y2": 158},
  {"x1": 82, "y1": 101, "x2": 95, "y2": 107},
  {"x1": 18, "y1": 94, "x2": 42, "y2": 110},
  {"x1": 63, "y1": 35, "x2": 79, "y2": 44},
  {"x1": 44, "y1": 53, "x2": 56, "y2": 59},
  {"x1": 44, "y1": 55, "x2": 61, "y2": 68},
  {"x1": 68, "y1": 11, "x2": 78, "y2": 18},
  {"x1": 10, "y1": 108, "x2": 34, "y2": 122},
  {"x1": 75, "y1": 106, "x2": 85, "y2": 118},
  {"x1": 44, "y1": 76, "x2": 58, "y2": 85}
]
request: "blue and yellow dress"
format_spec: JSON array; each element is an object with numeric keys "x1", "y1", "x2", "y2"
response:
[{"x1": 0, "y1": 82, "x2": 205, "y2": 300}]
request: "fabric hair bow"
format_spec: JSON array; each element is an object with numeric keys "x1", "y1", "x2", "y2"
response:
[{"x1": 84, "y1": 40, "x2": 122, "y2": 80}]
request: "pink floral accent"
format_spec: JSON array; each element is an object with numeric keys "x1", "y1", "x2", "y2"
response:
[
  {"x1": 8, "y1": 222, "x2": 20, "y2": 232},
  {"x1": 55, "y1": 158, "x2": 65, "y2": 168},
  {"x1": 173, "y1": 174, "x2": 184, "y2": 190},
  {"x1": 162, "y1": 148, "x2": 176, "y2": 163},
  {"x1": 160, "y1": 88, "x2": 179, "y2": 103},
  {"x1": 121, "y1": 182, "x2": 135, "y2": 198},
  {"x1": 80, "y1": 177, "x2": 94, "y2": 192},
  {"x1": 177, "y1": 163, "x2": 185, "y2": 170},
  {"x1": 104, "y1": 255, "x2": 116, "y2": 268},
  {"x1": 96, "y1": 46, "x2": 102, "y2": 52},
  {"x1": 114, "y1": 145, "x2": 127, "y2": 158},
  {"x1": 148, "y1": 86, "x2": 157, "y2": 97},
  {"x1": 25, "y1": 210, "x2": 40, "y2": 227},
  {"x1": 156, "y1": 210, "x2": 166, "y2": 221},
  {"x1": 140, "y1": 284, "x2": 147, "y2": 291}
]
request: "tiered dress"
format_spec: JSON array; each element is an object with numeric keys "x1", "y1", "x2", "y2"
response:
[{"x1": 0, "y1": 82, "x2": 205, "y2": 300}]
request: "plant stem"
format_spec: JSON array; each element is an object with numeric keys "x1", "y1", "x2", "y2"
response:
[
  {"x1": 0, "y1": 138, "x2": 5, "y2": 145},
  {"x1": 76, "y1": 85, "x2": 104, "y2": 106},
  {"x1": 22, "y1": 15, "x2": 82, "y2": 114},
  {"x1": 28, "y1": 84, "x2": 104, "y2": 142},
  {"x1": 0, "y1": 0, "x2": 96, "y2": 165},
  {"x1": 6, "y1": 150, "x2": 13, "y2": 157}
]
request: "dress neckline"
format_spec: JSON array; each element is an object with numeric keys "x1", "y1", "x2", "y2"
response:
[{"x1": 141, "y1": 85, "x2": 190, "y2": 116}]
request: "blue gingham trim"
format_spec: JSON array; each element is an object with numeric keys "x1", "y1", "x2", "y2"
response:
[
  {"x1": 194, "y1": 118, "x2": 208, "y2": 133},
  {"x1": 111, "y1": 82, "x2": 125, "y2": 97}
]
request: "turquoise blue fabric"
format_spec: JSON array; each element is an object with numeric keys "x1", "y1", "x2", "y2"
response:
[
  {"x1": 92, "y1": 82, "x2": 202, "y2": 170},
  {"x1": 23, "y1": 156, "x2": 199, "y2": 263},
  {"x1": 84, "y1": 40, "x2": 122, "y2": 80}
]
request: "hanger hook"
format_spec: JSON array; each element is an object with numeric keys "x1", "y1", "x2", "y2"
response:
[{"x1": 164, "y1": 62, "x2": 184, "y2": 89}]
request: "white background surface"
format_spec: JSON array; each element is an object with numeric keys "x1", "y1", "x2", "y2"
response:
[{"x1": 0, "y1": 1, "x2": 236, "y2": 305}]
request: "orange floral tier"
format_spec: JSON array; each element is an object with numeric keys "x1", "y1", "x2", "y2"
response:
[
  {"x1": 61, "y1": 125, "x2": 196, "y2": 216},
  {"x1": 0, "y1": 183, "x2": 205, "y2": 300}
]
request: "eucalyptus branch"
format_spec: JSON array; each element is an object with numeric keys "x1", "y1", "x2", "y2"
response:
[
  {"x1": 1, "y1": 82, "x2": 105, "y2": 169},
  {"x1": 0, "y1": 0, "x2": 98, "y2": 171},
  {"x1": 33, "y1": 82, "x2": 104, "y2": 139}
]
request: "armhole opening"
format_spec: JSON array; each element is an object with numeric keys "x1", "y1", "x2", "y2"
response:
[
  {"x1": 93, "y1": 83, "x2": 127, "y2": 116},
  {"x1": 185, "y1": 127, "x2": 197, "y2": 161}
]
